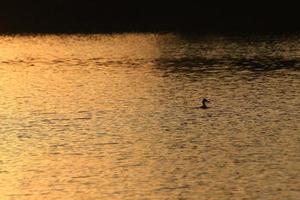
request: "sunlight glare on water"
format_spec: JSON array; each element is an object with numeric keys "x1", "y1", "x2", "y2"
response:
[{"x1": 0, "y1": 34, "x2": 299, "y2": 200}]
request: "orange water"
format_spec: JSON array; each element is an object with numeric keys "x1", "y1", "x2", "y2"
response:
[{"x1": 0, "y1": 34, "x2": 299, "y2": 200}]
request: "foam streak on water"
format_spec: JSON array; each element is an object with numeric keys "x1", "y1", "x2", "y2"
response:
[{"x1": 0, "y1": 34, "x2": 299, "y2": 200}]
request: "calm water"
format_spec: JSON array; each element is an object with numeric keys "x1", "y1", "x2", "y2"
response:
[{"x1": 0, "y1": 34, "x2": 299, "y2": 200}]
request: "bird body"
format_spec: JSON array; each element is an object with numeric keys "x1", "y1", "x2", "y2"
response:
[{"x1": 200, "y1": 98, "x2": 209, "y2": 109}]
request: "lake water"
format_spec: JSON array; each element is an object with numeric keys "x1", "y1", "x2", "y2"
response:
[{"x1": 0, "y1": 33, "x2": 299, "y2": 200}]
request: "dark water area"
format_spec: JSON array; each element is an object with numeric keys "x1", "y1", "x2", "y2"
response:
[{"x1": 0, "y1": 33, "x2": 299, "y2": 199}]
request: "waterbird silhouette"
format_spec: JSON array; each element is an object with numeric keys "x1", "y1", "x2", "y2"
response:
[{"x1": 200, "y1": 98, "x2": 210, "y2": 109}]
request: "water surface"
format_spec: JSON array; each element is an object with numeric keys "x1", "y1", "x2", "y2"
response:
[{"x1": 0, "y1": 34, "x2": 299, "y2": 200}]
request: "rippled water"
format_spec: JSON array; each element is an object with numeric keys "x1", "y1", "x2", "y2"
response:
[{"x1": 0, "y1": 34, "x2": 299, "y2": 200}]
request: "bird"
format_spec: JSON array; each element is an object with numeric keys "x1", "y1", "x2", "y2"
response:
[{"x1": 200, "y1": 98, "x2": 210, "y2": 109}]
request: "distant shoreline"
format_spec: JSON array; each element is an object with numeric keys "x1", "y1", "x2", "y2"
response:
[
  {"x1": 1, "y1": 1, "x2": 299, "y2": 36},
  {"x1": 1, "y1": 29, "x2": 300, "y2": 36}
]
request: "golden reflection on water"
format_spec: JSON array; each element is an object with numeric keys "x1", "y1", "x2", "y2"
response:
[{"x1": 0, "y1": 34, "x2": 299, "y2": 199}]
